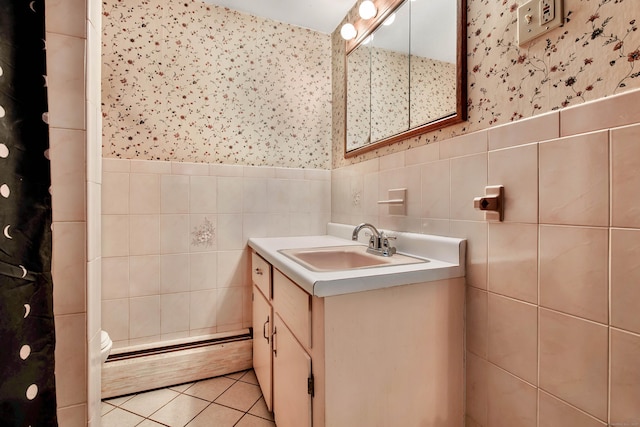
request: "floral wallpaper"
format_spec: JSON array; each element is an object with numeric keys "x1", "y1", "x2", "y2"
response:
[
  {"x1": 410, "y1": 56, "x2": 457, "y2": 127},
  {"x1": 333, "y1": 0, "x2": 640, "y2": 168},
  {"x1": 102, "y1": 0, "x2": 332, "y2": 169},
  {"x1": 371, "y1": 48, "x2": 410, "y2": 141}
]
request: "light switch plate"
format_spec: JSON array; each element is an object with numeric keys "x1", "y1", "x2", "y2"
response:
[{"x1": 517, "y1": 0, "x2": 563, "y2": 45}]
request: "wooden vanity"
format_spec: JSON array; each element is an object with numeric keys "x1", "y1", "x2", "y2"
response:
[{"x1": 249, "y1": 224, "x2": 466, "y2": 427}]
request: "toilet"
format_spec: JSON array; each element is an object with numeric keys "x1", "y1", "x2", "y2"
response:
[{"x1": 100, "y1": 330, "x2": 113, "y2": 363}]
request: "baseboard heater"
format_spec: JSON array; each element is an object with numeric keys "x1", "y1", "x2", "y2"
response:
[{"x1": 101, "y1": 330, "x2": 253, "y2": 399}]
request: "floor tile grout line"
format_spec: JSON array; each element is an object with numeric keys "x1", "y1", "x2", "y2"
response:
[{"x1": 102, "y1": 370, "x2": 275, "y2": 426}]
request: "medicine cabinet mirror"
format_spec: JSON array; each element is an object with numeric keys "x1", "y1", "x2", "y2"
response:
[{"x1": 345, "y1": 0, "x2": 466, "y2": 157}]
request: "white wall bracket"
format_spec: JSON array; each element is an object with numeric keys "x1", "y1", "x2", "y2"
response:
[{"x1": 378, "y1": 188, "x2": 406, "y2": 215}]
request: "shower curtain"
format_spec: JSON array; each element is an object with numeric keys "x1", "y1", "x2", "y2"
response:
[{"x1": 0, "y1": 0, "x2": 58, "y2": 425}]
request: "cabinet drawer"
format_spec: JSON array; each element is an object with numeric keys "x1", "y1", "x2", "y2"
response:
[
  {"x1": 252, "y1": 252, "x2": 272, "y2": 299},
  {"x1": 273, "y1": 269, "x2": 311, "y2": 349}
]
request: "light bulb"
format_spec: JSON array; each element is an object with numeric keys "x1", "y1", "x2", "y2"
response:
[
  {"x1": 340, "y1": 23, "x2": 357, "y2": 40},
  {"x1": 383, "y1": 12, "x2": 396, "y2": 26},
  {"x1": 362, "y1": 34, "x2": 374, "y2": 45},
  {"x1": 359, "y1": 1, "x2": 377, "y2": 20}
]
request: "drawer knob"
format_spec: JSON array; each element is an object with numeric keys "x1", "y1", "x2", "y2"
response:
[{"x1": 255, "y1": 268, "x2": 263, "y2": 276}]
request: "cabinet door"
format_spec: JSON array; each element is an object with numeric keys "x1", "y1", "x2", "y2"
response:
[
  {"x1": 273, "y1": 314, "x2": 312, "y2": 427},
  {"x1": 252, "y1": 286, "x2": 273, "y2": 410}
]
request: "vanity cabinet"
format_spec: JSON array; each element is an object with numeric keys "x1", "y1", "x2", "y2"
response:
[
  {"x1": 251, "y1": 253, "x2": 272, "y2": 410},
  {"x1": 251, "y1": 249, "x2": 464, "y2": 427}
]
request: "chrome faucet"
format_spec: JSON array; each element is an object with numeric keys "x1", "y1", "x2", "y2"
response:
[{"x1": 352, "y1": 223, "x2": 396, "y2": 257}]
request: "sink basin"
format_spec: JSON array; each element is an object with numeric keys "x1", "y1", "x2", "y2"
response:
[{"x1": 279, "y1": 245, "x2": 428, "y2": 272}]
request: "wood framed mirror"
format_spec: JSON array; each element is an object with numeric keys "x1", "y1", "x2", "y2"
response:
[{"x1": 344, "y1": 0, "x2": 466, "y2": 158}]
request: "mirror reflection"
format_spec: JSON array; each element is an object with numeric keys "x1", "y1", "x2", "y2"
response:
[
  {"x1": 345, "y1": 0, "x2": 465, "y2": 157},
  {"x1": 409, "y1": 0, "x2": 458, "y2": 128},
  {"x1": 370, "y1": 2, "x2": 410, "y2": 142}
]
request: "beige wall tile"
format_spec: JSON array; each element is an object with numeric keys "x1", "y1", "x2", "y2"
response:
[
  {"x1": 160, "y1": 254, "x2": 190, "y2": 294},
  {"x1": 539, "y1": 391, "x2": 606, "y2": 427},
  {"x1": 190, "y1": 176, "x2": 218, "y2": 214},
  {"x1": 611, "y1": 123, "x2": 640, "y2": 228},
  {"x1": 102, "y1": 172, "x2": 130, "y2": 215},
  {"x1": 488, "y1": 144, "x2": 538, "y2": 223},
  {"x1": 49, "y1": 128, "x2": 86, "y2": 222},
  {"x1": 610, "y1": 328, "x2": 640, "y2": 426},
  {"x1": 129, "y1": 255, "x2": 160, "y2": 297},
  {"x1": 129, "y1": 215, "x2": 160, "y2": 255},
  {"x1": 189, "y1": 290, "x2": 217, "y2": 330},
  {"x1": 129, "y1": 296, "x2": 161, "y2": 339},
  {"x1": 102, "y1": 299, "x2": 129, "y2": 342},
  {"x1": 130, "y1": 174, "x2": 161, "y2": 214},
  {"x1": 539, "y1": 225, "x2": 608, "y2": 323},
  {"x1": 539, "y1": 131, "x2": 609, "y2": 226},
  {"x1": 55, "y1": 313, "x2": 87, "y2": 406},
  {"x1": 57, "y1": 404, "x2": 87, "y2": 427},
  {"x1": 421, "y1": 160, "x2": 450, "y2": 219},
  {"x1": 450, "y1": 153, "x2": 487, "y2": 221},
  {"x1": 243, "y1": 178, "x2": 268, "y2": 214},
  {"x1": 611, "y1": 228, "x2": 640, "y2": 334},
  {"x1": 216, "y1": 214, "x2": 244, "y2": 250},
  {"x1": 488, "y1": 111, "x2": 559, "y2": 151},
  {"x1": 172, "y1": 162, "x2": 210, "y2": 176},
  {"x1": 487, "y1": 223, "x2": 538, "y2": 304},
  {"x1": 465, "y1": 416, "x2": 482, "y2": 427},
  {"x1": 378, "y1": 151, "x2": 405, "y2": 170},
  {"x1": 466, "y1": 287, "x2": 488, "y2": 358},
  {"x1": 161, "y1": 175, "x2": 190, "y2": 214},
  {"x1": 52, "y1": 222, "x2": 87, "y2": 315},
  {"x1": 488, "y1": 294, "x2": 538, "y2": 385},
  {"x1": 101, "y1": 256, "x2": 129, "y2": 300},
  {"x1": 421, "y1": 218, "x2": 450, "y2": 236},
  {"x1": 450, "y1": 220, "x2": 488, "y2": 289},
  {"x1": 539, "y1": 309, "x2": 608, "y2": 421},
  {"x1": 46, "y1": 33, "x2": 85, "y2": 130},
  {"x1": 405, "y1": 142, "x2": 440, "y2": 165},
  {"x1": 103, "y1": 158, "x2": 130, "y2": 173},
  {"x1": 266, "y1": 179, "x2": 292, "y2": 214},
  {"x1": 160, "y1": 214, "x2": 190, "y2": 254},
  {"x1": 487, "y1": 364, "x2": 537, "y2": 427},
  {"x1": 102, "y1": 215, "x2": 129, "y2": 257},
  {"x1": 561, "y1": 89, "x2": 640, "y2": 136},
  {"x1": 46, "y1": 0, "x2": 86, "y2": 37},
  {"x1": 189, "y1": 252, "x2": 217, "y2": 291},
  {"x1": 130, "y1": 160, "x2": 171, "y2": 174},
  {"x1": 440, "y1": 130, "x2": 488, "y2": 159},
  {"x1": 160, "y1": 293, "x2": 190, "y2": 334},
  {"x1": 216, "y1": 287, "x2": 244, "y2": 326},
  {"x1": 466, "y1": 352, "x2": 488, "y2": 427}
]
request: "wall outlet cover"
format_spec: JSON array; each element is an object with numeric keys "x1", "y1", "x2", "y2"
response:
[{"x1": 517, "y1": 0, "x2": 563, "y2": 45}]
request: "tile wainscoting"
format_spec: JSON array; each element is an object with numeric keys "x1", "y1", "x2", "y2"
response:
[
  {"x1": 101, "y1": 159, "x2": 331, "y2": 349},
  {"x1": 331, "y1": 88, "x2": 640, "y2": 427}
]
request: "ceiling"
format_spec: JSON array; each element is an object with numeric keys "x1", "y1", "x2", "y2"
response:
[{"x1": 201, "y1": 0, "x2": 358, "y2": 34}]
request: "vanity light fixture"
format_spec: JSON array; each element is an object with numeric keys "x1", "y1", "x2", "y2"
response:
[
  {"x1": 341, "y1": 23, "x2": 357, "y2": 40},
  {"x1": 359, "y1": 0, "x2": 377, "y2": 20},
  {"x1": 383, "y1": 12, "x2": 396, "y2": 26}
]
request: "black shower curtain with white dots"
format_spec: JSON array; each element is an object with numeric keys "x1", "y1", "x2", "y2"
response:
[{"x1": 0, "y1": 0, "x2": 58, "y2": 425}]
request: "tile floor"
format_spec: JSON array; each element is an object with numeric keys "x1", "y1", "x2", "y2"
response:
[{"x1": 101, "y1": 369, "x2": 276, "y2": 427}]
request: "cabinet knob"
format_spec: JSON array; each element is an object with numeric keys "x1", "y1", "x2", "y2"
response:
[{"x1": 255, "y1": 268, "x2": 263, "y2": 275}]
